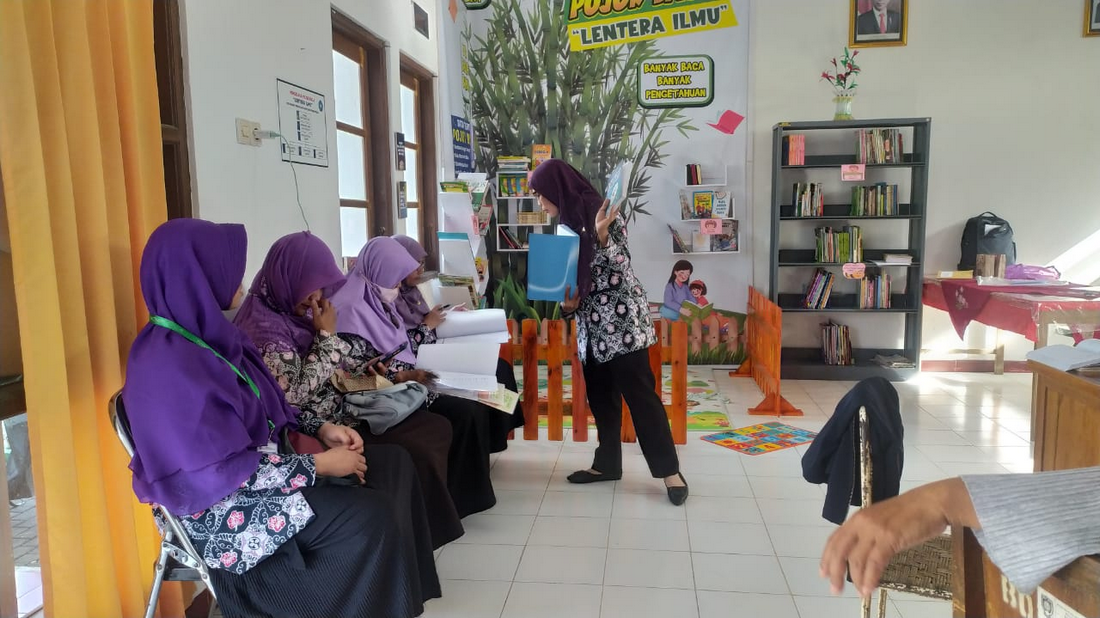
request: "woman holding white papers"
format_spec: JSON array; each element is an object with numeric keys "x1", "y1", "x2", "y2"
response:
[{"x1": 529, "y1": 160, "x2": 688, "y2": 506}]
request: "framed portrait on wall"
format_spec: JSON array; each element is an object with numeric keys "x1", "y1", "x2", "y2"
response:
[
  {"x1": 850, "y1": 0, "x2": 908, "y2": 48},
  {"x1": 1086, "y1": 0, "x2": 1100, "y2": 37}
]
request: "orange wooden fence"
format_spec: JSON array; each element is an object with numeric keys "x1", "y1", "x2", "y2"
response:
[
  {"x1": 499, "y1": 318, "x2": 689, "y2": 444},
  {"x1": 730, "y1": 287, "x2": 802, "y2": 416}
]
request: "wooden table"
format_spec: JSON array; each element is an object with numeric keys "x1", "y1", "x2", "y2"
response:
[
  {"x1": 953, "y1": 528, "x2": 1100, "y2": 618},
  {"x1": 1030, "y1": 361, "x2": 1100, "y2": 472}
]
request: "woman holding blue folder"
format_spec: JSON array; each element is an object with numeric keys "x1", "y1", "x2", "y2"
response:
[{"x1": 528, "y1": 160, "x2": 687, "y2": 505}]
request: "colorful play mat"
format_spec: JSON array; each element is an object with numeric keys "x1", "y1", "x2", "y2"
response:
[{"x1": 702, "y1": 422, "x2": 818, "y2": 456}]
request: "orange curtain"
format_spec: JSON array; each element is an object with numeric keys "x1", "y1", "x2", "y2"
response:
[{"x1": 0, "y1": 1, "x2": 183, "y2": 615}]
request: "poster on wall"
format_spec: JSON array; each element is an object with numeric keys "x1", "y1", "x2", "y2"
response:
[
  {"x1": 395, "y1": 132, "x2": 406, "y2": 171},
  {"x1": 397, "y1": 181, "x2": 408, "y2": 219},
  {"x1": 638, "y1": 55, "x2": 714, "y2": 108},
  {"x1": 452, "y1": 115, "x2": 475, "y2": 174},
  {"x1": 276, "y1": 79, "x2": 328, "y2": 167},
  {"x1": 565, "y1": 0, "x2": 737, "y2": 51}
]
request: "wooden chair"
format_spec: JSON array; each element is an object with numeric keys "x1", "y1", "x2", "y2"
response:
[{"x1": 857, "y1": 407, "x2": 953, "y2": 618}]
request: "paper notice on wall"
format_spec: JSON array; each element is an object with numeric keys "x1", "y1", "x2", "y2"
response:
[
  {"x1": 277, "y1": 79, "x2": 329, "y2": 167},
  {"x1": 1037, "y1": 587, "x2": 1086, "y2": 618}
]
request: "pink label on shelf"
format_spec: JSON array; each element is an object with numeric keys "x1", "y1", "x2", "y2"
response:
[
  {"x1": 841, "y1": 164, "x2": 866, "y2": 182},
  {"x1": 842, "y1": 262, "x2": 866, "y2": 279},
  {"x1": 700, "y1": 218, "x2": 722, "y2": 235}
]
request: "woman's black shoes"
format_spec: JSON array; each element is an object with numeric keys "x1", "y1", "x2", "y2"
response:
[
  {"x1": 567, "y1": 469, "x2": 621, "y2": 484},
  {"x1": 666, "y1": 473, "x2": 689, "y2": 506}
]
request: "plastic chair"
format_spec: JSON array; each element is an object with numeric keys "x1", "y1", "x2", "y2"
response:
[
  {"x1": 857, "y1": 407, "x2": 953, "y2": 618},
  {"x1": 108, "y1": 391, "x2": 218, "y2": 618}
]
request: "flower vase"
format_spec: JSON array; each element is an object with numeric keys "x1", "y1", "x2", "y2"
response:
[{"x1": 833, "y1": 94, "x2": 855, "y2": 121}]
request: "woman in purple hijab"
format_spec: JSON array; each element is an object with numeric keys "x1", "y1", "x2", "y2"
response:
[
  {"x1": 236, "y1": 232, "x2": 464, "y2": 548},
  {"x1": 390, "y1": 234, "x2": 442, "y2": 329},
  {"x1": 529, "y1": 159, "x2": 687, "y2": 505},
  {"x1": 123, "y1": 220, "x2": 440, "y2": 618}
]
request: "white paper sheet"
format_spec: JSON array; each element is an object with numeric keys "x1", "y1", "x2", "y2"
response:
[
  {"x1": 415, "y1": 343, "x2": 499, "y2": 376},
  {"x1": 433, "y1": 371, "x2": 498, "y2": 393},
  {"x1": 435, "y1": 308, "x2": 508, "y2": 340}
]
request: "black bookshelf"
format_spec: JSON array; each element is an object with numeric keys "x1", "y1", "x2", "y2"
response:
[{"x1": 770, "y1": 118, "x2": 931, "y2": 381}]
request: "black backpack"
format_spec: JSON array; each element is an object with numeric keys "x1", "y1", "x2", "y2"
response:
[{"x1": 958, "y1": 212, "x2": 1016, "y2": 271}]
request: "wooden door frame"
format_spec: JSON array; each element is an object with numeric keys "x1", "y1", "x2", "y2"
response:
[
  {"x1": 399, "y1": 56, "x2": 438, "y2": 270},
  {"x1": 153, "y1": 0, "x2": 192, "y2": 219}
]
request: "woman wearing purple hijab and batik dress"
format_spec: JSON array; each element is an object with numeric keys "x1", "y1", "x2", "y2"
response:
[
  {"x1": 528, "y1": 159, "x2": 688, "y2": 506},
  {"x1": 235, "y1": 232, "x2": 463, "y2": 548},
  {"x1": 122, "y1": 219, "x2": 440, "y2": 618},
  {"x1": 391, "y1": 234, "x2": 525, "y2": 434},
  {"x1": 329, "y1": 237, "x2": 511, "y2": 517}
]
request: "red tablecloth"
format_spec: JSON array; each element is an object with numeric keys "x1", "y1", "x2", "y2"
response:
[{"x1": 923, "y1": 279, "x2": 1100, "y2": 343}]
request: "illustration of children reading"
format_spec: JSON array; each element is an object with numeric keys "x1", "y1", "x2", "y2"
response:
[
  {"x1": 689, "y1": 280, "x2": 709, "y2": 306},
  {"x1": 660, "y1": 260, "x2": 693, "y2": 321}
]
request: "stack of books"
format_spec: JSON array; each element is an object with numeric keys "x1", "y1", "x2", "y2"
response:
[
  {"x1": 873, "y1": 354, "x2": 915, "y2": 369},
  {"x1": 856, "y1": 129, "x2": 904, "y2": 164},
  {"x1": 815, "y1": 226, "x2": 863, "y2": 263},
  {"x1": 497, "y1": 175, "x2": 529, "y2": 197},
  {"x1": 803, "y1": 268, "x2": 835, "y2": 309},
  {"x1": 782, "y1": 134, "x2": 806, "y2": 165},
  {"x1": 685, "y1": 163, "x2": 704, "y2": 185},
  {"x1": 791, "y1": 182, "x2": 824, "y2": 216},
  {"x1": 850, "y1": 183, "x2": 899, "y2": 216},
  {"x1": 497, "y1": 227, "x2": 524, "y2": 249},
  {"x1": 821, "y1": 321, "x2": 854, "y2": 366},
  {"x1": 496, "y1": 156, "x2": 530, "y2": 173},
  {"x1": 859, "y1": 273, "x2": 892, "y2": 309},
  {"x1": 668, "y1": 224, "x2": 690, "y2": 254}
]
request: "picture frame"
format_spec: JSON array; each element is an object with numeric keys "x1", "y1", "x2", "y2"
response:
[
  {"x1": 1086, "y1": 0, "x2": 1100, "y2": 37},
  {"x1": 849, "y1": 0, "x2": 908, "y2": 48}
]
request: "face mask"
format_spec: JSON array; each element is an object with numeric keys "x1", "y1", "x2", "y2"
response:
[{"x1": 378, "y1": 285, "x2": 400, "y2": 304}]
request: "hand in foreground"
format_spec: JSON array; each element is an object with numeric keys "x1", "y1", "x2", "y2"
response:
[
  {"x1": 314, "y1": 446, "x2": 367, "y2": 484},
  {"x1": 594, "y1": 198, "x2": 621, "y2": 247},
  {"x1": 354, "y1": 355, "x2": 387, "y2": 377},
  {"x1": 424, "y1": 306, "x2": 447, "y2": 330},
  {"x1": 395, "y1": 369, "x2": 438, "y2": 387},
  {"x1": 561, "y1": 285, "x2": 581, "y2": 314},
  {"x1": 317, "y1": 422, "x2": 363, "y2": 452},
  {"x1": 310, "y1": 298, "x2": 338, "y2": 334},
  {"x1": 820, "y1": 478, "x2": 976, "y2": 598}
]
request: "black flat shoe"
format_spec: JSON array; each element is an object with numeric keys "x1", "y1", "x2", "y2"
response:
[
  {"x1": 666, "y1": 472, "x2": 689, "y2": 506},
  {"x1": 567, "y1": 469, "x2": 621, "y2": 484}
]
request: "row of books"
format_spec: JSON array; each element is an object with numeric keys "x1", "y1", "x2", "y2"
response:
[
  {"x1": 782, "y1": 134, "x2": 806, "y2": 165},
  {"x1": 685, "y1": 164, "x2": 705, "y2": 185},
  {"x1": 679, "y1": 190, "x2": 732, "y2": 219},
  {"x1": 851, "y1": 183, "x2": 900, "y2": 216},
  {"x1": 667, "y1": 223, "x2": 739, "y2": 254},
  {"x1": 857, "y1": 129, "x2": 905, "y2": 164},
  {"x1": 496, "y1": 155, "x2": 530, "y2": 173},
  {"x1": 822, "y1": 322, "x2": 855, "y2": 366},
  {"x1": 815, "y1": 226, "x2": 863, "y2": 263},
  {"x1": 791, "y1": 182, "x2": 825, "y2": 217},
  {"x1": 859, "y1": 274, "x2": 892, "y2": 309},
  {"x1": 497, "y1": 175, "x2": 529, "y2": 197},
  {"x1": 803, "y1": 268, "x2": 835, "y2": 309},
  {"x1": 497, "y1": 227, "x2": 526, "y2": 250}
]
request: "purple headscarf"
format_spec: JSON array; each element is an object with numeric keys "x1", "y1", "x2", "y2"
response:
[
  {"x1": 123, "y1": 219, "x2": 300, "y2": 516},
  {"x1": 234, "y1": 232, "x2": 345, "y2": 356},
  {"x1": 528, "y1": 159, "x2": 606, "y2": 300},
  {"x1": 391, "y1": 235, "x2": 431, "y2": 329},
  {"x1": 328, "y1": 237, "x2": 420, "y2": 364}
]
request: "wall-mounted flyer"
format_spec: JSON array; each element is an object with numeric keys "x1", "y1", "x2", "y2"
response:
[{"x1": 277, "y1": 79, "x2": 329, "y2": 167}]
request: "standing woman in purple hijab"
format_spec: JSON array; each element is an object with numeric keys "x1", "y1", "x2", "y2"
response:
[
  {"x1": 528, "y1": 159, "x2": 688, "y2": 505},
  {"x1": 235, "y1": 232, "x2": 463, "y2": 548},
  {"x1": 122, "y1": 220, "x2": 440, "y2": 617}
]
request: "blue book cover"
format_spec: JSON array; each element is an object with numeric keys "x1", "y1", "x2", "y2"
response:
[{"x1": 527, "y1": 225, "x2": 579, "y2": 302}]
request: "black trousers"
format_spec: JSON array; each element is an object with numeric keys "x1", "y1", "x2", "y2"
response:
[{"x1": 582, "y1": 349, "x2": 680, "y2": 478}]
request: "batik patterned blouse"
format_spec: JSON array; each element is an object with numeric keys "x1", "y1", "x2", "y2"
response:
[{"x1": 259, "y1": 331, "x2": 352, "y2": 422}]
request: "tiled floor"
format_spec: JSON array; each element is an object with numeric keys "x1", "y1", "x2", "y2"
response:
[{"x1": 422, "y1": 370, "x2": 1036, "y2": 618}]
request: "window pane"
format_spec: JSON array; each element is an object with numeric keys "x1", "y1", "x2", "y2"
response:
[
  {"x1": 340, "y1": 207, "x2": 370, "y2": 257},
  {"x1": 400, "y1": 84, "x2": 417, "y2": 143},
  {"x1": 404, "y1": 207, "x2": 420, "y2": 244},
  {"x1": 405, "y1": 148, "x2": 419, "y2": 203},
  {"x1": 337, "y1": 131, "x2": 366, "y2": 201},
  {"x1": 333, "y1": 51, "x2": 363, "y2": 128}
]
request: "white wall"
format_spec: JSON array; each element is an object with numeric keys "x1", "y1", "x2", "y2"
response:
[
  {"x1": 750, "y1": 0, "x2": 1100, "y2": 358},
  {"x1": 181, "y1": 0, "x2": 442, "y2": 280}
]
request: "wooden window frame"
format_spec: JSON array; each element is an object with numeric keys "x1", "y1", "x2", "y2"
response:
[
  {"x1": 399, "y1": 58, "x2": 438, "y2": 270},
  {"x1": 153, "y1": 0, "x2": 192, "y2": 220}
]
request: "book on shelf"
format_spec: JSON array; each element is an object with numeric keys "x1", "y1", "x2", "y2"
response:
[
  {"x1": 711, "y1": 220, "x2": 738, "y2": 252},
  {"x1": 497, "y1": 175, "x2": 530, "y2": 197},
  {"x1": 476, "y1": 205, "x2": 494, "y2": 235},
  {"x1": 815, "y1": 226, "x2": 863, "y2": 263},
  {"x1": 686, "y1": 163, "x2": 702, "y2": 185},
  {"x1": 791, "y1": 182, "x2": 824, "y2": 217},
  {"x1": 680, "y1": 300, "x2": 713, "y2": 322},
  {"x1": 856, "y1": 129, "x2": 905, "y2": 164},
  {"x1": 712, "y1": 191, "x2": 732, "y2": 218},
  {"x1": 782, "y1": 134, "x2": 806, "y2": 165},
  {"x1": 668, "y1": 224, "x2": 690, "y2": 253},
  {"x1": 497, "y1": 226, "x2": 523, "y2": 249},
  {"x1": 440, "y1": 181, "x2": 469, "y2": 193},
  {"x1": 873, "y1": 354, "x2": 915, "y2": 369},
  {"x1": 821, "y1": 321, "x2": 854, "y2": 366},
  {"x1": 605, "y1": 161, "x2": 633, "y2": 210},
  {"x1": 496, "y1": 156, "x2": 531, "y2": 173},
  {"x1": 850, "y1": 183, "x2": 899, "y2": 216},
  {"x1": 458, "y1": 173, "x2": 490, "y2": 206},
  {"x1": 803, "y1": 268, "x2": 835, "y2": 309},
  {"x1": 1026, "y1": 339, "x2": 1100, "y2": 373},
  {"x1": 691, "y1": 231, "x2": 711, "y2": 253},
  {"x1": 527, "y1": 224, "x2": 579, "y2": 302},
  {"x1": 692, "y1": 191, "x2": 713, "y2": 218},
  {"x1": 859, "y1": 273, "x2": 892, "y2": 309},
  {"x1": 530, "y1": 144, "x2": 552, "y2": 168},
  {"x1": 436, "y1": 274, "x2": 480, "y2": 309},
  {"x1": 882, "y1": 253, "x2": 912, "y2": 264}
]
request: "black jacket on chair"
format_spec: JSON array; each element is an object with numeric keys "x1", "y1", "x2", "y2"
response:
[{"x1": 801, "y1": 377, "x2": 904, "y2": 525}]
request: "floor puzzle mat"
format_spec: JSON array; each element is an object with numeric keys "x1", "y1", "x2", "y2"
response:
[{"x1": 702, "y1": 422, "x2": 818, "y2": 455}]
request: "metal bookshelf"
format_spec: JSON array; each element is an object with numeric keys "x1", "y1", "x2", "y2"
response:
[{"x1": 769, "y1": 118, "x2": 931, "y2": 380}]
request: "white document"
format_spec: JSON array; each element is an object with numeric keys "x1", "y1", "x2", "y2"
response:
[
  {"x1": 1026, "y1": 339, "x2": 1100, "y2": 372},
  {"x1": 433, "y1": 371, "x2": 498, "y2": 393},
  {"x1": 415, "y1": 343, "x2": 499, "y2": 376},
  {"x1": 435, "y1": 308, "x2": 508, "y2": 340},
  {"x1": 1038, "y1": 587, "x2": 1087, "y2": 618},
  {"x1": 437, "y1": 332, "x2": 512, "y2": 345}
]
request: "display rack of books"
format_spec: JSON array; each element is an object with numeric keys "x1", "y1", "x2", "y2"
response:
[
  {"x1": 770, "y1": 118, "x2": 931, "y2": 380},
  {"x1": 669, "y1": 164, "x2": 739, "y2": 255},
  {"x1": 436, "y1": 174, "x2": 492, "y2": 309}
]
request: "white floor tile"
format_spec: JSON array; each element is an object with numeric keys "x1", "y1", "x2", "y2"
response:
[
  {"x1": 500, "y1": 582, "x2": 602, "y2": 618},
  {"x1": 755, "y1": 498, "x2": 833, "y2": 527},
  {"x1": 954, "y1": 428, "x2": 1029, "y2": 447},
  {"x1": 936, "y1": 461, "x2": 1011, "y2": 476},
  {"x1": 513, "y1": 545, "x2": 607, "y2": 585},
  {"x1": 600, "y1": 585, "x2": 700, "y2": 618},
  {"x1": 677, "y1": 454, "x2": 745, "y2": 476},
  {"x1": 913, "y1": 444, "x2": 992, "y2": 463},
  {"x1": 793, "y1": 595, "x2": 902, "y2": 618},
  {"x1": 435, "y1": 544, "x2": 524, "y2": 582},
  {"x1": 678, "y1": 473, "x2": 754, "y2": 498},
  {"x1": 749, "y1": 476, "x2": 824, "y2": 500},
  {"x1": 604, "y1": 549, "x2": 696, "y2": 589},
  {"x1": 539, "y1": 491, "x2": 614, "y2": 518},
  {"x1": 490, "y1": 467, "x2": 554, "y2": 492},
  {"x1": 903, "y1": 430, "x2": 972, "y2": 446},
  {"x1": 547, "y1": 468, "x2": 618, "y2": 493},
  {"x1": 421, "y1": 579, "x2": 511, "y2": 618},
  {"x1": 739, "y1": 451, "x2": 806, "y2": 478},
  {"x1": 609, "y1": 518, "x2": 691, "y2": 551},
  {"x1": 765, "y1": 524, "x2": 835, "y2": 558},
  {"x1": 780, "y1": 556, "x2": 857, "y2": 597},
  {"x1": 612, "y1": 491, "x2": 688, "y2": 520},
  {"x1": 688, "y1": 521, "x2": 774, "y2": 555},
  {"x1": 487, "y1": 490, "x2": 545, "y2": 516},
  {"x1": 691, "y1": 553, "x2": 789, "y2": 594},
  {"x1": 696, "y1": 591, "x2": 799, "y2": 618},
  {"x1": 613, "y1": 475, "x2": 666, "y2": 495},
  {"x1": 892, "y1": 599, "x2": 953, "y2": 618},
  {"x1": 454, "y1": 514, "x2": 535, "y2": 545},
  {"x1": 685, "y1": 496, "x2": 763, "y2": 524},
  {"x1": 527, "y1": 516, "x2": 610, "y2": 548}
]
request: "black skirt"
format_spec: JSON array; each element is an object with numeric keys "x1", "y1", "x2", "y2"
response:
[{"x1": 209, "y1": 445, "x2": 441, "y2": 618}]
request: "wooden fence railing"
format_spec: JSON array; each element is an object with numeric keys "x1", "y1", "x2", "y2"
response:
[{"x1": 730, "y1": 287, "x2": 802, "y2": 416}]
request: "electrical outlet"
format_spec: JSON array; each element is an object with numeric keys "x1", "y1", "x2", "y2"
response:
[{"x1": 235, "y1": 118, "x2": 261, "y2": 146}]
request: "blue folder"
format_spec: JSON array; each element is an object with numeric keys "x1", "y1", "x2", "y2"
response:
[{"x1": 527, "y1": 225, "x2": 579, "y2": 302}]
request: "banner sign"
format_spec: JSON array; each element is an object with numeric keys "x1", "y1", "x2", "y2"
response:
[
  {"x1": 638, "y1": 54, "x2": 714, "y2": 108},
  {"x1": 452, "y1": 115, "x2": 475, "y2": 174},
  {"x1": 565, "y1": 0, "x2": 737, "y2": 51}
]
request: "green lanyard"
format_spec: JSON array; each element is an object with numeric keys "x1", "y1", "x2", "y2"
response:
[{"x1": 149, "y1": 315, "x2": 263, "y2": 401}]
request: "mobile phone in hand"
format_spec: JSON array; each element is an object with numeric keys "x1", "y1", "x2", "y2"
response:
[{"x1": 377, "y1": 342, "x2": 409, "y2": 365}]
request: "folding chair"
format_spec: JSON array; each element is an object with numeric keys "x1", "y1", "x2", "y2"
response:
[
  {"x1": 109, "y1": 391, "x2": 218, "y2": 618},
  {"x1": 857, "y1": 407, "x2": 953, "y2": 618}
]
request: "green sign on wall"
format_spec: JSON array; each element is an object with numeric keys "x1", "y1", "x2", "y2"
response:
[{"x1": 565, "y1": 0, "x2": 737, "y2": 51}]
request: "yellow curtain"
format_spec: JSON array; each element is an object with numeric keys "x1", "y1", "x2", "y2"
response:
[{"x1": 0, "y1": 1, "x2": 184, "y2": 616}]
